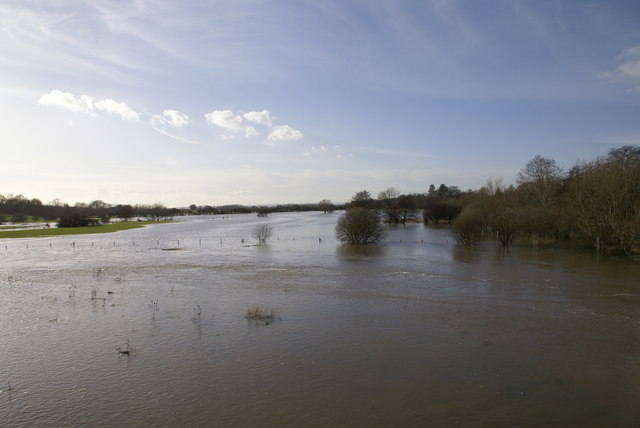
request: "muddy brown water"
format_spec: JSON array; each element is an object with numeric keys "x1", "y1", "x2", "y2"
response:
[{"x1": 1, "y1": 212, "x2": 639, "y2": 427}]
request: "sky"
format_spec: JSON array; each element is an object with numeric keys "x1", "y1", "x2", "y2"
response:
[{"x1": 1, "y1": 0, "x2": 639, "y2": 207}]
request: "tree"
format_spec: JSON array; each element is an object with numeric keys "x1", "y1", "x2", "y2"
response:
[
  {"x1": 350, "y1": 190, "x2": 373, "y2": 209},
  {"x1": 253, "y1": 223, "x2": 273, "y2": 244},
  {"x1": 424, "y1": 183, "x2": 463, "y2": 223},
  {"x1": 488, "y1": 188, "x2": 518, "y2": 246},
  {"x1": 335, "y1": 207, "x2": 385, "y2": 244},
  {"x1": 396, "y1": 194, "x2": 418, "y2": 225},
  {"x1": 516, "y1": 155, "x2": 564, "y2": 208},
  {"x1": 117, "y1": 204, "x2": 134, "y2": 221},
  {"x1": 378, "y1": 187, "x2": 400, "y2": 224},
  {"x1": 57, "y1": 214, "x2": 100, "y2": 227},
  {"x1": 318, "y1": 199, "x2": 335, "y2": 213},
  {"x1": 256, "y1": 207, "x2": 270, "y2": 217},
  {"x1": 453, "y1": 204, "x2": 485, "y2": 244},
  {"x1": 566, "y1": 146, "x2": 640, "y2": 255}
]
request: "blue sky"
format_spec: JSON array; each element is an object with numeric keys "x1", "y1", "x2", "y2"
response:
[{"x1": 1, "y1": 0, "x2": 639, "y2": 206}]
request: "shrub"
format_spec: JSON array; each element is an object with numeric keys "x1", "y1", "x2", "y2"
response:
[
  {"x1": 453, "y1": 206, "x2": 484, "y2": 244},
  {"x1": 335, "y1": 208, "x2": 385, "y2": 244}
]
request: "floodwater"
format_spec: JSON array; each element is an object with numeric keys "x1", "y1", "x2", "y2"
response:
[{"x1": 1, "y1": 212, "x2": 638, "y2": 427}]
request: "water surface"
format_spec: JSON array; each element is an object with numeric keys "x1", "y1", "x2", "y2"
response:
[{"x1": 1, "y1": 212, "x2": 638, "y2": 427}]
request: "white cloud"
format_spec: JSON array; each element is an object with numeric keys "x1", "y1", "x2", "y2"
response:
[
  {"x1": 205, "y1": 110, "x2": 245, "y2": 131},
  {"x1": 94, "y1": 98, "x2": 139, "y2": 121},
  {"x1": 619, "y1": 45, "x2": 640, "y2": 59},
  {"x1": 38, "y1": 90, "x2": 93, "y2": 113},
  {"x1": 268, "y1": 125, "x2": 304, "y2": 141},
  {"x1": 205, "y1": 108, "x2": 303, "y2": 142},
  {"x1": 205, "y1": 109, "x2": 259, "y2": 137},
  {"x1": 600, "y1": 45, "x2": 640, "y2": 84},
  {"x1": 38, "y1": 90, "x2": 139, "y2": 121},
  {"x1": 243, "y1": 110, "x2": 273, "y2": 126},
  {"x1": 618, "y1": 59, "x2": 640, "y2": 80},
  {"x1": 152, "y1": 109, "x2": 190, "y2": 128},
  {"x1": 244, "y1": 126, "x2": 258, "y2": 137}
]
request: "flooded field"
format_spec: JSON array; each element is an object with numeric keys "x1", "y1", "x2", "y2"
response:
[{"x1": 1, "y1": 212, "x2": 639, "y2": 427}]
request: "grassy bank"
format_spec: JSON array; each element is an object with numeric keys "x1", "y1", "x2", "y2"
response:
[{"x1": 0, "y1": 221, "x2": 172, "y2": 239}]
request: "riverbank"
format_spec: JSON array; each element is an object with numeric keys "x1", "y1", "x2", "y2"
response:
[{"x1": 0, "y1": 221, "x2": 172, "y2": 239}]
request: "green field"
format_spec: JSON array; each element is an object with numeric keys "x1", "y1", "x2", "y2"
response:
[{"x1": 0, "y1": 221, "x2": 171, "y2": 239}]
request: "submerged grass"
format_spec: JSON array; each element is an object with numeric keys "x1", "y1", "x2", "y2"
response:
[
  {"x1": 0, "y1": 221, "x2": 172, "y2": 239},
  {"x1": 246, "y1": 306, "x2": 275, "y2": 325}
]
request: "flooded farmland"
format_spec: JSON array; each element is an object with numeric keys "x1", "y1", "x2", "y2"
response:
[{"x1": 1, "y1": 212, "x2": 639, "y2": 427}]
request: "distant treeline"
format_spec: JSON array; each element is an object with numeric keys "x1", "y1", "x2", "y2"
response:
[
  {"x1": 0, "y1": 196, "x2": 345, "y2": 225},
  {"x1": 0, "y1": 199, "x2": 179, "y2": 224}
]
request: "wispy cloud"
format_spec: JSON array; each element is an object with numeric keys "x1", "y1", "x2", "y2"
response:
[
  {"x1": 600, "y1": 130, "x2": 640, "y2": 145},
  {"x1": 599, "y1": 45, "x2": 640, "y2": 91},
  {"x1": 357, "y1": 146, "x2": 435, "y2": 158},
  {"x1": 151, "y1": 127, "x2": 201, "y2": 145},
  {"x1": 152, "y1": 110, "x2": 190, "y2": 128},
  {"x1": 39, "y1": 90, "x2": 202, "y2": 144}
]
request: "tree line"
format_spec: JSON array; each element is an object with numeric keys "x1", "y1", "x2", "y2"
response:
[
  {"x1": 0, "y1": 195, "x2": 345, "y2": 227},
  {"x1": 452, "y1": 146, "x2": 640, "y2": 255},
  {"x1": 337, "y1": 146, "x2": 639, "y2": 256},
  {"x1": 0, "y1": 197, "x2": 178, "y2": 226}
]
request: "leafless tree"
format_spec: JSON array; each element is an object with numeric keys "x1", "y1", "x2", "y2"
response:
[{"x1": 253, "y1": 223, "x2": 273, "y2": 244}]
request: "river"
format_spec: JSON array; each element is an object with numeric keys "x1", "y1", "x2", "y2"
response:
[{"x1": 1, "y1": 212, "x2": 638, "y2": 427}]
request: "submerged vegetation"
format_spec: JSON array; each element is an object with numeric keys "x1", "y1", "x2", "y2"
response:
[
  {"x1": 451, "y1": 147, "x2": 640, "y2": 255},
  {"x1": 335, "y1": 207, "x2": 386, "y2": 244},
  {"x1": 335, "y1": 146, "x2": 639, "y2": 255},
  {"x1": 246, "y1": 306, "x2": 275, "y2": 325}
]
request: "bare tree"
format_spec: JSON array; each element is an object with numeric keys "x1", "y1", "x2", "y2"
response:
[
  {"x1": 253, "y1": 223, "x2": 273, "y2": 244},
  {"x1": 378, "y1": 187, "x2": 400, "y2": 224},
  {"x1": 517, "y1": 155, "x2": 564, "y2": 208}
]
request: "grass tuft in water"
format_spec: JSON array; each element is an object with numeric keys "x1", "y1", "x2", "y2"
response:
[{"x1": 246, "y1": 306, "x2": 275, "y2": 325}]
